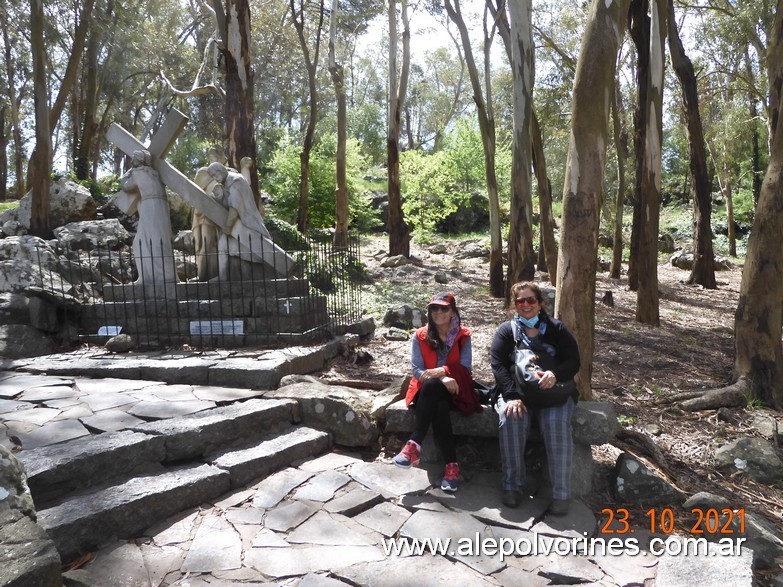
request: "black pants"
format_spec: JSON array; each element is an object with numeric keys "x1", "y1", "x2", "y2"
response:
[{"x1": 410, "y1": 379, "x2": 457, "y2": 463}]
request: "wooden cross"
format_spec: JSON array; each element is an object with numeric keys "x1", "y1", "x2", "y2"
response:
[{"x1": 106, "y1": 109, "x2": 293, "y2": 277}]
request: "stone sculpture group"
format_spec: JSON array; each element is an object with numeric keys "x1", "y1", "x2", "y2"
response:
[{"x1": 111, "y1": 147, "x2": 272, "y2": 285}]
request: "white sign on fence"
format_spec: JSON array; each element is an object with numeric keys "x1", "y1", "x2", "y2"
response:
[
  {"x1": 189, "y1": 320, "x2": 244, "y2": 335},
  {"x1": 98, "y1": 326, "x2": 122, "y2": 336}
]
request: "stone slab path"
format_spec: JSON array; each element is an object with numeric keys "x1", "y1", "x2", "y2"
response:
[{"x1": 0, "y1": 348, "x2": 756, "y2": 586}]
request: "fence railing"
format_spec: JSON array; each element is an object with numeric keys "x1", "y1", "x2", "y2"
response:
[{"x1": 32, "y1": 231, "x2": 363, "y2": 349}]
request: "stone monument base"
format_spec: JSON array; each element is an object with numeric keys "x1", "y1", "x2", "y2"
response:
[{"x1": 81, "y1": 278, "x2": 329, "y2": 348}]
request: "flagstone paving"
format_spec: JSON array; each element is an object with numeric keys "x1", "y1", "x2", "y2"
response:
[{"x1": 0, "y1": 354, "x2": 758, "y2": 586}]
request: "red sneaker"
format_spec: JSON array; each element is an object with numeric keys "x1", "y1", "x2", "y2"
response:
[
  {"x1": 392, "y1": 440, "x2": 421, "y2": 468},
  {"x1": 441, "y1": 462, "x2": 460, "y2": 492}
]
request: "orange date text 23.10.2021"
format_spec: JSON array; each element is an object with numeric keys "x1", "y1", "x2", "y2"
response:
[{"x1": 600, "y1": 507, "x2": 745, "y2": 535}]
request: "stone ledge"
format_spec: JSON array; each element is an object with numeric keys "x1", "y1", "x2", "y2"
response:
[{"x1": 384, "y1": 400, "x2": 619, "y2": 446}]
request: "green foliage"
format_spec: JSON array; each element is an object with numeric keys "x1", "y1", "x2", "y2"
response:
[
  {"x1": 0, "y1": 201, "x2": 19, "y2": 214},
  {"x1": 263, "y1": 133, "x2": 381, "y2": 232},
  {"x1": 348, "y1": 102, "x2": 386, "y2": 165},
  {"x1": 400, "y1": 118, "x2": 511, "y2": 234},
  {"x1": 617, "y1": 414, "x2": 638, "y2": 427}
]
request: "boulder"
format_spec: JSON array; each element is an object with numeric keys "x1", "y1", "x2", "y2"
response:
[
  {"x1": 714, "y1": 437, "x2": 783, "y2": 485},
  {"x1": 0, "y1": 236, "x2": 73, "y2": 296},
  {"x1": 0, "y1": 177, "x2": 97, "y2": 232},
  {"x1": 571, "y1": 402, "x2": 619, "y2": 445},
  {"x1": 0, "y1": 324, "x2": 55, "y2": 358},
  {"x1": 383, "y1": 304, "x2": 425, "y2": 329},
  {"x1": 53, "y1": 219, "x2": 131, "y2": 251},
  {"x1": 264, "y1": 378, "x2": 380, "y2": 447},
  {"x1": 0, "y1": 445, "x2": 62, "y2": 587},
  {"x1": 0, "y1": 293, "x2": 30, "y2": 326},
  {"x1": 611, "y1": 453, "x2": 685, "y2": 505}
]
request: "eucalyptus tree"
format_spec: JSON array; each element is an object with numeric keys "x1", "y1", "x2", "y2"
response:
[
  {"x1": 289, "y1": 0, "x2": 325, "y2": 232},
  {"x1": 489, "y1": 0, "x2": 538, "y2": 287},
  {"x1": 387, "y1": 0, "x2": 411, "y2": 257},
  {"x1": 1, "y1": 0, "x2": 30, "y2": 199},
  {"x1": 733, "y1": 0, "x2": 783, "y2": 409},
  {"x1": 28, "y1": 0, "x2": 96, "y2": 235},
  {"x1": 443, "y1": 0, "x2": 504, "y2": 296},
  {"x1": 555, "y1": 0, "x2": 631, "y2": 399},
  {"x1": 634, "y1": 0, "x2": 666, "y2": 325},
  {"x1": 29, "y1": 0, "x2": 50, "y2": 236},
  {"x1": 667, "y1": 0, "x2": 716, "y2": 289}
]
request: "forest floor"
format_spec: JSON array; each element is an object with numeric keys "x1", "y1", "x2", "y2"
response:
[{"x1": 315, "y1": 234, "x2": 783, "y2": 575}]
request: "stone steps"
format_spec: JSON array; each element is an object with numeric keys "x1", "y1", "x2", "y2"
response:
[{"x1": 19, "y1": 397, "x2": 332, "y2": 563}]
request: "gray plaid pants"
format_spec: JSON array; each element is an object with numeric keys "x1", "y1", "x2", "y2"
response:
[{"x1": 496, "y1": 396, "x2": 575, "y2": 499}]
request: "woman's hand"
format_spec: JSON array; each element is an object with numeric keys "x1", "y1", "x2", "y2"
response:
[
  {"x1": 441, "y1": 376, "x2": 459, "y2": 395},
  {"x1": 420, "y1": 367, "x2": 445, "y2": 382},
  {"x1": 503, "y1": 398, "x2": 527, "y2": 419},
  {"x1": 536, "y1": 370, "x2": 557, "y2": 389}
]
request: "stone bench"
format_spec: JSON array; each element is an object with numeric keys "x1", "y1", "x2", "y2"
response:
[{"x1": 383, "y1": 399, "x2": 620, "y2": 496}]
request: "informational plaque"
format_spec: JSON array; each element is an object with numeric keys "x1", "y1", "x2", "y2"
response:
[
  {"x1": 98, "y1": 326, "x2": 122, "y2": 336},
  {"x1": 189, "y1": 320, "x2": 244, "y2": 335}
]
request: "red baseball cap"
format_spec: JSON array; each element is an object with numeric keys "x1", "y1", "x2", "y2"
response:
[{"x1": 427, "y1": 292, "x2": 455, "y2": 307}]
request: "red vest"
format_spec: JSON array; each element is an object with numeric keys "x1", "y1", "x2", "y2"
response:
[{"x1": 405, "y1": 326, "x2": 480, "y2": 415}]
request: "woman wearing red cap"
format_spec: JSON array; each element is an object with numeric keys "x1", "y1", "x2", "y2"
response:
[{"x1": 392, "y1": 291, "x2": 480, "y2": 492}]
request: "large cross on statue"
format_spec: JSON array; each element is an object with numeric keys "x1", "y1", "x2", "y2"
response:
[{"x1": 106, "y1": 109, "x2": 294, "y2": 277}]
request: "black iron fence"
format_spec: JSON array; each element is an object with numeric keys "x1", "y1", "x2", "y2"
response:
[{"x1": 31, "y1": 231, "x2": 363, "y2": 349}]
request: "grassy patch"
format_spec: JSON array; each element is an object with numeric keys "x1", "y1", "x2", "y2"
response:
[{"x1": 0, "y1": 201, "x2": 19, "y2": 214}]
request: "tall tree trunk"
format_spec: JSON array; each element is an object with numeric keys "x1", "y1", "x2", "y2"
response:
[
  {"x1": 635, "y1": 0, "x2": 666, "y2": 325},
  {"x1": 75, "y1": 18, "x2": 100, "y2": 180},
  {"x1": 329, "y1": 0, "x2": 349, "y2": 248},
  {"x1": 29, "y1": 0, "x2": 51, "y2": 237},
  {"x1": 445, "y1": 0, "x2": 503, "y2": 296},
  {"x1": 0, "y1": 106, "x2": 6, "y2": 200},
  {"x1": 610, "y1": 82, "x2": 627, "y2": 279},
  {"x1": 532, "y1": 111, "x2": 558, "y2": 282},
  {"x1": 506, "y1": 0, "x2": 536, "y2": 289},
  {"x1": 556, "y1": 0, "x2": 631, "y2": 399},
  {"x1": 627, "y1": 0, "x2": 650, "y2": 291},
  {"x1": 667, "y1": 0, "x2": 716, "y2": 289},
  {"x1": 387, "y1": 0, "x2": 411, "y2": 257},
  {"x1": 224, "y1": 0, "x2": 260, "y2": 209},
  {"x1": 745, "y1": 49, "x2": 762, "y2": 208},
  {"x1": 721, "y1": 162, "x2": 737, "y2": 257},
  {"x1": 734, "y1": 0, "x2": 783, "y2": 409},
  {"x1": 26, "y1": 0, "x2": 94, "y2": 196},
  {"x1": 2, "y1": 14, "x2": 25, "y2": 199}
]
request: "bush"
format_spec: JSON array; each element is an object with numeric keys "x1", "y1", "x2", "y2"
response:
[{"x1": 263, "y1": 133, "x2": 382, "y2": 232}]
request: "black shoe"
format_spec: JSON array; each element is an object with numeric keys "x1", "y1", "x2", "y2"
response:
[
  {"x1": 548, "y1": 499, "x2": 570, "y2": 516},
  {"x1": 502, "y1": 490, "x2": 520, "y2": 508}
]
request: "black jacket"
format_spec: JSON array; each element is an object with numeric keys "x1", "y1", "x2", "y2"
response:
[{"x1": 490, "y1": 314, "x2": 581, "y2": 403}]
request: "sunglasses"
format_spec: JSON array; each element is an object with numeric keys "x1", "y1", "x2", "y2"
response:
[
  {"x1": 430, "y1": 306, "x2": 451, "y2": 313},
  {"x1": 515, "y1": 296, "x2": 538, "y2": 306}
]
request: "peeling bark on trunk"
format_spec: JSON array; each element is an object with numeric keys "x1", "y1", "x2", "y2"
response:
[
  {"x1": 2, "y1": 15, "x2": 25, "y2": 199},
  {"x1": 507, "y1": 0, "x2": 536, "y2": 287},
  {"x1": 29, "y1": 0, "x2": 50, "y2": 237},
  {"x1": 224, "y1": 0, "x2": 260, "y2": 209},
  {"x1": 720, "y1": 161, "x2": 737, "y2": 257},
  {"x1": 635, "y1": 0, "x2": 666, "y2": 326},
  {"x1": 555, "y1": 0, "x2": 631, "y2": 399},
  {"x1": 627, "y1": 0, "x2": 650, "y2": 292},
  {"x1": 532, "y1": 111, "x2": 558, "y2": 283},
  {"x1": 445, "y1": 0, "x2": 503, "y2": 297},
  {"x1": 0, "y1": 106, "x2": 6, "y2": 200},
  {"x1": 667, "y1": 0, "x2": 715, "y2": 289},
  {"x1": 387, "y1": 0, "x2": 411, "y2": 257},
  {"x1": 329, "y1": 0, "x2": 348, "y2": 249},
  {"x1": 610, "y1": 83, "x2": 626, "y2": 279},
  {"x1": 734, "y1": 0, "x2": 783, "y2": 409}
]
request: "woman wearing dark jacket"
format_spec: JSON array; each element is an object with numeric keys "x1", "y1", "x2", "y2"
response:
[{"x1": 490, "y1": 281, "x2": 580, "y2": 514}]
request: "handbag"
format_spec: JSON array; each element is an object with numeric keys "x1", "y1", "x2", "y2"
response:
[
  {"x1": 510, "y1": 320, "x2": 575, "y2": 408},
  {"x1": 474, "y1": 380, "x2": 498, "y2": 406}
]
